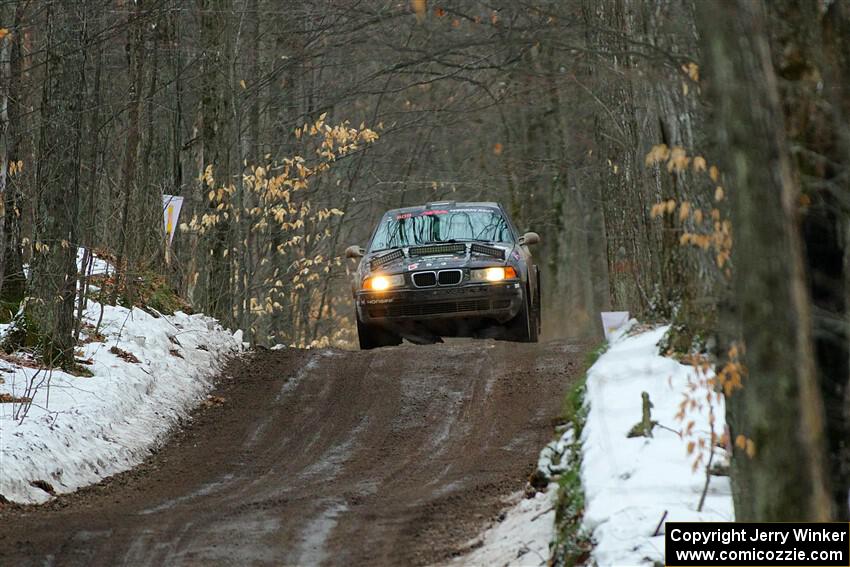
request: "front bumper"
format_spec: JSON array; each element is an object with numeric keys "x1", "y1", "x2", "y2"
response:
[{"x1": 355, "y1": 281, "x2": 523, "y2": 324}]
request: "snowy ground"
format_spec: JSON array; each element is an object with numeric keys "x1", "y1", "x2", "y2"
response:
[
  {"x1": 582, "y1": 323, "x2": 734, "y2": 566},
  {"x1": 0, "y1": 302, "x2": 243, "y2": 504},
  {"x1": 76, "y1": 247, "x2": 114, "y2": 276},
  {"x1": 453, "y1": 323, "x2": 734, "y2": 567},
  {"x1": 447, "y1": 488, "x2": 557, "y2": 567}
]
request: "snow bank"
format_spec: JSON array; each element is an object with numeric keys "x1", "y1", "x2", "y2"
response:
[
  {"x1": 0, "y1": 303, "x2": 243, "y2": 504},
  {"x1": 448, "y1": 489, "x2": 557, "y2": 567},
  {"x1": 582, "y1": 324, "x2": 733, "y2": 566}
]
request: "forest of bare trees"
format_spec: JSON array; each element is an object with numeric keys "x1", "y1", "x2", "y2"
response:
[{"x1": 0, "y1": 0, "x2": 848, "y2": 523}]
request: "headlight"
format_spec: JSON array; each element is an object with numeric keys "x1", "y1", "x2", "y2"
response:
[
  {"x1": 471, "y1": 266, "x2": 518, "y2": 282},
  {"x1": 363, "y1": 273, "x2": 404, "y2": 291}
]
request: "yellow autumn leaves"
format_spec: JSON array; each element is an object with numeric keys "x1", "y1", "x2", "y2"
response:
[
  {"x1": 735, "y1": 433, "x2": 757, "y2": 459},
  {"x1": 677, "y1": 343, "x2": 752, "y2": 473},
  {"x1": 647, "y1": 144, "x2": 732, "y2": 272},
  {"x1": 645, "y1": 143, "x2": 714, "y2": 176},
  {"x1": 411, "y1": 0, "x2": 426, "y2": 21},
  {"x1": 716, "y1": 342, "x2": 745, "y2": 398},
  {"x1": 410, "y1": 2, "x2": 500, "y2": 27},
  {"x1": 180, "y1": 115, "x2": 378, "y2": 330},
  {"x1": 246, "y1": 253, "x2": 344, "y2": 314},
  {"x1": 683, "y1": 62, "x2": 699, "y2": 83},
  {"x1": 648, "y1": 143, "x2": 756, "y2": 467},
  {"x1": 182, "y1": 115, "x2": 377, "y2": 239}
]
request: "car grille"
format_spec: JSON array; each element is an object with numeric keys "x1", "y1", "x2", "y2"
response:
[
  {"x1": 412, "y1": 272, "x2": 437, "y2": 287},
  {"x1": 368, "y1": 299, "x2": 490, "y2": 318},
  {"x1": 438, "y1": 269, "x2": 462, "y2": 285},
  {"x1": 412, "y1": 269, "x2": 463, "y2": 287}
]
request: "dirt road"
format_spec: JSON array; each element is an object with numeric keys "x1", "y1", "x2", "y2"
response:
[{"x1": 0, "y1": 339, "x2": 583, "y2": 566}]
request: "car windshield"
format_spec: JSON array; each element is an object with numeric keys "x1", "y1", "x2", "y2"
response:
[{"x1": 370, "y1": 208, "x2": 514, "y2": 251}]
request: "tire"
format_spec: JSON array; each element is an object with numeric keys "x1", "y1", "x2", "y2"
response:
[
  {"x1": 534, "y1": 268, "x2": 542, "y2": 336},
  {"x1": 356, "y1": 315, "x2": 402, "y2": 350},
  {"x1": 503, "y1": 290, "x2": 539, "y2": 343},
  {"x1": 528, "y1": 295, "x2": 539, "y2": 343}
]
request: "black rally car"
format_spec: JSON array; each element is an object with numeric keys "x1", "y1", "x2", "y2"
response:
[{"x1": 345, "y1": 201, "x2": 541, "y2": 349}]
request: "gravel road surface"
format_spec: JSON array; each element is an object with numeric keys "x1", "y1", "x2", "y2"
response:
[{"x1": 0, "y1": 339, "x2": 584, "y2": 566}]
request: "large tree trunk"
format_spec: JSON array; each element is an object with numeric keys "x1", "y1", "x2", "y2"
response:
[
  {"x1": 0, "y1": 8, "x2": 10, "y2": 297},
  {"x1": 189, "y1": 0, "x2": 232, "y2": 321},
  {"x1": 767, "y1": 0, "x2": 850, "y2": 520},
  {"x1": 817, "y1": 0, "x2": 850, "y2": 522},
  {"x1": 26, "y1": 2, "x2": 85, "y2": 367},
  {"x1": 698, "y1": 0, "x2": 832, "y2": 520},
  {"x1": 0, "y1": 1, "x2": 25, "y2": 319},
  {"x1": 112, "y1": 0, "x2": 144, "y2": 306}
]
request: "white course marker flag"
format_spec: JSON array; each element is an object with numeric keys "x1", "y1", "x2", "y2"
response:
[
  {"x1": 600, "y1": 311, "x2": 630, "y2": 340},
  {"x1": 162, "y1": 195, "x2": 184, "y2": 246}
]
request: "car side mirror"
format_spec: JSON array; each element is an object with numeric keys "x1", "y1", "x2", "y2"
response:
[
  {"x1": 345, "y1": 245, "x2": 365, "y2": 259},
  {"x1": 519, "y1": 232, "x2": 540, "y2": 246}
]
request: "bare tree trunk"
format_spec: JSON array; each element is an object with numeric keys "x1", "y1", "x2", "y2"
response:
[
  {"x1": 112, "y1": 1, "x2": 144, "y2": 306},
  {"x1": 0, "y1": 1, "x2": 25, "y2": 319},
  {"x1": 192, "y1": 0, "x2": 232, "y2": 320},
  {"x1": 768, "y1": 0, "x2": 850, "y2": 520},
  {"x1": 698, "y1": 0, "x2": 832, "y2": 521},
  {"x1": 0, "y1": 8, "x2": 11, "y2": 299},
  {"x1": 26, "y1": 2, "x2": 85, "y2": 367}
]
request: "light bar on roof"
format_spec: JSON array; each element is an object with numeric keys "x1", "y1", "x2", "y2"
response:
[
  {"x1": 369, "y1": 249, "x2": 404, "y2": 271},
  {"x1": 470, "y1": 243, "x2": 505, "y2": 260},
  {"x1": 408, "y1": 243, "x2": 465, "y2": 256}
]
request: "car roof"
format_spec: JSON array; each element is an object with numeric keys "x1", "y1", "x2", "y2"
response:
[{"x1": 383, "y1": 201, "x2": 503, "y2": 215}]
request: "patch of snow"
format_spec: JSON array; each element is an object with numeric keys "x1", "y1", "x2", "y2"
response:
[
  {"x1": 276, "y1": 354, "x2": 319, "y2": 401},
  {"x1": 582, "y1": 323, "x2": 734, "y2": 566},
  {"x1": 295, "y1": 501, "x2": 348, "y2": 566},
  {"x1": 22, "y1": 248, "x2": 113, "y2": 281},
  {"x1": 447, "y1": 489, "x2": 556, "y2": 567},
  {"x1": 0, "y1": 302, "x2": 243, "y2": 504},
  {"x1": 77, "y1": 247, "x2": 114, "y2": 276},
  {"x1": 139, "y1": 473, "x2": 236, "y2": 515},
  {"x1": 537, "y1": 426, "x2": 573, "y2": 478}
]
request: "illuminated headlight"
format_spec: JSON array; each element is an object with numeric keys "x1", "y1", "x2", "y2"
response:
[
  {"x1": 471, "y1": 266, "x2": 518, "y2": 282},
  {"x1": 363, "y1": 273, "x2": 404, "y2": 291}
]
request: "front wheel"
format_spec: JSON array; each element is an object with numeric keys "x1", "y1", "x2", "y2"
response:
[
  {"x1": 534, "y1": 267, "x2": 542, "y2": 336},
  {"x1": 356, "y1": 315, "x2": 402, "y2": 350},
  {"x1": 502, "y1": 292, "x2": 539, "y2": 343}
]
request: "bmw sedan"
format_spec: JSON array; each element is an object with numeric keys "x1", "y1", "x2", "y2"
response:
[{"x1": 345, "y1": 201, "x2": 541, "y2": 349}]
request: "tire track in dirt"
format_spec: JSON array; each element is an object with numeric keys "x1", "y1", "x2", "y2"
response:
[{"x1": 0, "y1": 339, "x2": 585, "y2": 566}]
